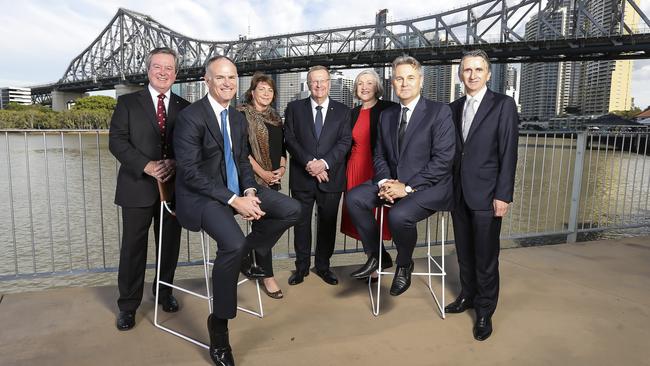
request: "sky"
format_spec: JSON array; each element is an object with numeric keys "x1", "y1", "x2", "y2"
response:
[{"x1": 1, "y1": 0, "x2": 650, "y2": 108}]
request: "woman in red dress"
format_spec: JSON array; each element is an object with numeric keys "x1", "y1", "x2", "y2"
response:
[{"x1": 341, "y1": 69, "x2": 397, "y2": 280}]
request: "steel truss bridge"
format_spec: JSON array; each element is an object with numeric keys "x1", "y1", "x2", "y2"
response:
[{"x1": 31, "y1": 0, "x2": 650, "y2": 103}]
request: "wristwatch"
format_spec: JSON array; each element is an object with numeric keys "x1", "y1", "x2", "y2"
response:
[{"x1": 405, "y1": 185, "x2": 414, "y2": 194}]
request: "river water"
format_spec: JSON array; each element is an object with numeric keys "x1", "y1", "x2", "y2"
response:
[{"x1": 1, "y1": 131, "x2": 649, "y2": 291}]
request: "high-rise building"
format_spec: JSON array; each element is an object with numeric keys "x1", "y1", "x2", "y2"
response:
[
  {"x1": 273, "y1": 73, "x2": 301, "y2": 116},
  {"x1": 172, "y1": 81, "x2": 206, "y2": 103},
  {"x1": 505, "y1": 65, "x2": 519, "y2": 105},
  {"x1": 422, "y1": 65, "x2": 455, "y2": 103},
  {"x1": 488, "y1": 64, "x2": 507, "y2": 94},
  {"x1": 0, "y1": 87, "x2": 32, "y2": 109},
  {"x1": 578, "y1": 0, "x2": 636, "y2": 115},
  {"x1": 519, "y1": 1, "x2": 574, "y2": 120},
  {"x1": 329, "y1": 71, "x2": 354, "y2": 108},
  {"x1": 519, "y1": 0, "x2": 637, "y2": 119}
]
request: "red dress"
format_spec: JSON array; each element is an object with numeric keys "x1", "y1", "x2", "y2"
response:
[{"x1": 341, "y1": 108, "x2": 392, "y2": 240}]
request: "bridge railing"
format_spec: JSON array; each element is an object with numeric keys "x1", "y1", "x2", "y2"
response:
[{"x1": 0, "y1": 129, "x2": 648, "y2": 281}]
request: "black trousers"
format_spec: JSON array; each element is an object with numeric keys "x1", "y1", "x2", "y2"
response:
[
  {"x1": 291, "y1": 189, "x2": 342, "y2": 272},
  {"x1": 201, "y1": 188, "x2": 300, "y2": 319},
  {"x1": 451, "y1": 189, "x2": 502, "y2": 317},
  {"x1": 117, "y1": 203, "x2": 181, "y2": 312},
  {"x1": 346, "y1": 181, "x2": 434, "y2": 267}
]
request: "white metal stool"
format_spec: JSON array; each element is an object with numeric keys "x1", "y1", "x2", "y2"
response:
[
  {"x1": 368, "y1": 205, "x2": 446, "y2": 318},
  {"x1": 153, "y1": 183, "x2": 264, "y2": 349}
]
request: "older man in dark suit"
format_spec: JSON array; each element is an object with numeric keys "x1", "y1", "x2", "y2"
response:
[
  {"x1": 446, "y1": 49, "x2": 519, "y2": 341},
  {"x1": 284, "y1": 65, "x2": 352, "y2": 286},
  {"x1": 346, "y1": 55, "x2": 456, "y2": 296},
  {"x1": 174, "y1": 56, "x2": 300, "y2": 366},
  {"x1": 109, "y1": 47, "x2": 190, "y2": 331}
]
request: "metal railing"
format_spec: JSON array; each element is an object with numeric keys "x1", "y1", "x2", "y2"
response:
[{"x1": 1, "y1": 128, "x2": 649, "y2": 281}]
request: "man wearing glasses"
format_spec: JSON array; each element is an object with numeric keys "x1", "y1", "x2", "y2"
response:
[{"x1": 284, "y1": 65, "x2": 352, "y2": 286}]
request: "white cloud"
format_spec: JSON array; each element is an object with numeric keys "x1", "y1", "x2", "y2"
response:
[{"x1": 1, "y1": 0, "x2": 649, "y2": 108}]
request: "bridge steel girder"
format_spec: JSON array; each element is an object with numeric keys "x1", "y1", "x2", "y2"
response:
[{"x1": 33, "y1": 0, "x2": 650, "y2": 95}]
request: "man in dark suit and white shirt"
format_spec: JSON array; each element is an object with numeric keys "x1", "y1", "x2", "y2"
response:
[
  {"x1": 446, "y1": 49, "x2": 519, "y2": 341},
  {"x1": 174, "y1": 56, "x2": 300, "y2": 366},
  {"x1": 109, "y1": 47, "x2": 190, "y2": 331},
  {"x1": 284, "y1": 65, "x2": 352, "y2": 286},
  {"x1": 346, "y1": 55, "x2": 456, "y2": 296}
]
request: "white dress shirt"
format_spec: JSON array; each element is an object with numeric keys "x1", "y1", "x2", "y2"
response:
[
  {"x1": 462, "y1": 86, "x2": 488, "y2": 140},
  {"x1": 148, "y1": 84, "x2": 170, "y2": 113}
]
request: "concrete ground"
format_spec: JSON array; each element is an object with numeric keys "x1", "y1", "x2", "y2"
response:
[{"x1": 1, "y1": 236, "x2": 649, "y2": 366}]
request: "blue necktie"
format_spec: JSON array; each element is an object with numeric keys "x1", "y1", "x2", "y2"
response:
[
  {"x1": 221, "y1": 109, "x2": 240, "y2": 196},
  {"x1": 315, "y1": 105, "x2": 323, "y2": 139}
]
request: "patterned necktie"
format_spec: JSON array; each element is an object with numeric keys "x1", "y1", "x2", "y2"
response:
[
  {"x1": 220, "y1": 109, "x2": 240, "y2": 195},
  {"x1": 462, "y1": 97, "x2": 476, "y2": 142},
  {"x1": 156, "y1": 94, "x2": 168, "y2": 158},
  {"x1": 315, "y1": 105, "x2": 323, "y2": 139},
  {"x1": 398, "y1": 106, "x2": 409, "y2": 150}
]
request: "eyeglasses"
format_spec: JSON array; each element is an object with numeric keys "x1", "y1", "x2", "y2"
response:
[{"x1": 308, "y1": 79, "x2": 330, "y2": 86}]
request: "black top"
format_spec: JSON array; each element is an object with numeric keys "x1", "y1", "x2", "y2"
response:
[
  {"x1": 266, "y1": 122, "x2": 287, "y2": 170},
  {"x1": 350, "y1": 99, "x2": 398, "y2": 155}
]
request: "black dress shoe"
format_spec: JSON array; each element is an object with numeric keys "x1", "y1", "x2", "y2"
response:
[
  {"x1": 288, "y1": 268, "x2": 309, "y2": 285},
  {"x1": 116, "y1": 310, "x2": 135, "y2": 331},
  {"x1": 207, "y1": 315, "x2": 235, "y2": 366},
  {"x1": 473, "y1": 315, "x2": 493, "y2": 341},
  {"x1": 390, "y1": 261, "x2": 414, "y2": 296},
  {"x1": 158, "y1": 294, "x2": 180, "y2": 313},
  {"x1": 240, "y1": 265, "x2": 266, "y2": 279},
  {"x1": 240, "y1": 253, "x2": 266, "y2": 279},
  {"x1": 316, "y1": 269, "x2": 339, "y2": 285},
  {"x1": 350, "y1": 256, "x2": 379, "y2": 279},
  {"x1": 445, "y1": 296, "x2": 474, "y2": 314}
]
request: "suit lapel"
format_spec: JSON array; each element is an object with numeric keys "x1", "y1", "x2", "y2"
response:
[
  {"x1": 399, "y1": 98, "x2": 426, "y2": 157},
  {"x1": 386, "y1": 107, "x2": 399, "y2": 159},
  {"x1": 227, "y1": 106, "x2": 241, "y2": 162},
  {"x1": 167, "y1": 93, "x2": 181, "y2": 126},
  {"x1": 466, "y1": 89, "x2": 496, "y2": 144},
  {"x1": 137, "y1": 89, "x2": 160, "y2": 135},
  {"x1": 200, "y1": 97, "x2": 224, "y2": 151},
  {"x1": 321, "y1": 102, "x2": 338, "y2": 139}
]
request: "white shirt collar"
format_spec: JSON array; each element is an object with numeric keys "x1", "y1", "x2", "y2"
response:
[
  {"x1": 148, "y1": 84, "x2": 171, "y2": 111},
  {"x1": 465, "y1": 86, "x2": 488, "y2": 107},
  {"x1": 310, "y1": 97, "x2": 329, "y2": 111},
  {"x1": 400, "y1": 94, "x2": 420, "y2": 112},
  {"x1": 207, "y1": 93, "x2": 229, "y2": 122}
]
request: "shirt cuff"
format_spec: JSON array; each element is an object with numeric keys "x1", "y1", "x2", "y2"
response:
[
  {"x1": 243, "y1": 188, "x2": 257, "y2": 196},
  {"x1": 227, "y1": 194, "x2": 237, "y2": 205},
  {"x1": 320, "y1": 159, "x2": 329, "y2": 170},
  {"x1": 378, "y1": 179, "x2": 388, "y2": 187}
]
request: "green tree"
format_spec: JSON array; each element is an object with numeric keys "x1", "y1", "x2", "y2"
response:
[
  {"x1": 72, "y1": 95, "x2": 117, "y2": 111},
  {"x1": 610, "y1": 107, "x2": 642, "y2": 120}
]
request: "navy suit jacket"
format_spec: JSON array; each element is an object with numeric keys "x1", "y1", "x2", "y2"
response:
[
  {"x1": 173, "y1": 96, "x2": 257, "y2": 231},
  {"x1": 449, "y1": 89, "x2": 519, "y2": 211},
  {"x1": 284, "y1": 97, "x2": 352, "y2": 192},
  {"x1": 109, "y1": 88, "x2": 190, "y2": 207},
  {"x1": 373, "y1": 97, "x2": 456, "y2": 211}
]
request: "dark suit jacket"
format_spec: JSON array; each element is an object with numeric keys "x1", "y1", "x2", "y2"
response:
[
  {"x1": 109, "y1": 88, "x2": 190, "y2": 208},
  {"x1": 449, "y1": 89, "x2": 519, "y2": 211},
  {"x1": 374, "y1": 97, "x2": 456, "y2": 211},
  {"x1": 350, "y1": 99, "x2": 397, "y2": 155},
  {"x1": 173, "y1": 96, "x2": 257, "y2": 231},
  {"x1": 284, "y1": 97, "x2": 352, "y2": 192}
]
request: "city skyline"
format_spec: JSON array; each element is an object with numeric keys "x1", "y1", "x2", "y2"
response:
[{"x1": 1, "y1": 0, "x2": 649, "y2": 109}]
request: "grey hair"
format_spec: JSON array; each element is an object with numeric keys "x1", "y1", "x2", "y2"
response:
[
  {"x1": 145, "y1": 47, "x2": 179, "y2": 72},
  {"x1": 391, "y1": 55, "x2": 422, "y2": 76},
  {"x1": 354, "y1": 69, "x2": 384, "y2": 99},
  {"x1": 204, "y1": 55, "x2": 237, "y2": 75},
  {"x1": 307, "y1": 65, "x2": 330, "y2": 81},
  {"x1": 458, "y1": 49, "x2": 491, "y2": 78}
]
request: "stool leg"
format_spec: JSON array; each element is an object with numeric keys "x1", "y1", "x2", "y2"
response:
[
  {"x1": 369, "y1": 206, "x2": 385, "y2": 316},
  {"x1": 200, "y1": 231, "x2": 213, "y2": 314},
  {"x1": 236, "y1": 220, "x2": 264, "y2": 318},
  {"x1": 154, "y1": 202, "x2": 165, "y2": 328}
]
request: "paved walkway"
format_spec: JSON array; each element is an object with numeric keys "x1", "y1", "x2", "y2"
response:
[{"x1": 1, "y1": 236, "x2": 649, "y2": 366}]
